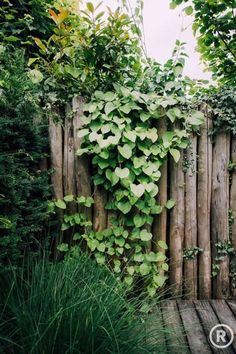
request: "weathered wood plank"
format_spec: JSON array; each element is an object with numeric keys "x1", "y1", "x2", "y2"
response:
[
  {"x1": 93, "y1": 185, "x2": 107, "y2": 232},
  {"x1": 146, "y1": 305, "x2": 167, "y2": 353},
  {"x1": 49, "y1": 115, "x2": 63, "y2": 257},
  {"x1": 194, "y1": 300, "x2": 234, "y2": 354},
  {"x1": 230, "y1": 139, "x2": 236, "y2": 297},
  {"x1": 63, "y1": 103, "x2": 76, "y2": 214},
  {"x1": 211, "y1": 300, "x2": 236, "y2": 352},
  {"x1": 178, "y1": 300, "x2": 211, "y2": 354},
  {"x1": 184, "y1": 135, "x2": 198, "y2": 299},
  {"x1": 226, "y1": 300, "x2": 236, "y2": 317},
  {"x1": 212, "y1": 132, "x2": 230, "y2": 298},
  {"x1": 72, "y1": 96, "x2": 92, "y2": 221},
  {"x1": 152, "y1": 119, "x2": 168, "y2": 254},
  {"x1": 169, "y1": 152, "x2": 185, "y2": 296},
  {"x1": 198, "y1": 106, "x2": 212, "y2": 299},
  {"x1": 162, "y1": 300, "x2": 190, "y2": 353},
  {"x1": 49, "y1": 116, "x2": 63, "y2": 200}
]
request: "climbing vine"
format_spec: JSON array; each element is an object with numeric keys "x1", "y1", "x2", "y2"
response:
[{"x1": 72, "y1": 84, "x2": 204, "y2": 295}]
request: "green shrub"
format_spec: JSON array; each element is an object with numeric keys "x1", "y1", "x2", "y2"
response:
[
  {"x1": 0, "y1": 46, "x2": 52, "y2": 271},
  {"x1": 0, "y1": 255, "x2": 168, "y2": 354}
]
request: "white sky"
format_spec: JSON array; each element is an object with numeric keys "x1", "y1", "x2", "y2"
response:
[{"x1": 90, "y1": 0, "x2": 212, "y2": 81}]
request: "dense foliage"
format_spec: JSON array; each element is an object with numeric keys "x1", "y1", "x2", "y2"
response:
[
  {"x1": 0, "y1": 255, "x2": 169, "y2": 354},
  {"x1": 170, "y1": 0, "x2": 236, "y2": 85},
  {"x1": 0, "y1": 47, "x2": 51, "y2": 272}
]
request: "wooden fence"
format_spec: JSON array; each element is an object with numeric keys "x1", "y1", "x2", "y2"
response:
[{"x1": 48, "y1": 98, "x2": 236, "y2": 299}]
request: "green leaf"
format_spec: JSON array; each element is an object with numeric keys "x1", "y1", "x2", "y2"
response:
[
  {"x1": 130, "y1": 183, "x2": 145, "y2": 198},
  {"x1": 28, "y1": 58, "x2": 39, "y2": 66},
  {"x1": 95, "y1": 252, "x2": 105, "y2": 264},
  {"x1": 64, "y1": 195, "x2": 74, "y2": 202},
  {"x1": 28, "y1": 69, "x2": 43, "y2": 84},
  {"x1": 184, "y1": 6, "x2": 193, "y2": 15},
  {"x1": 118, "y1": 144, "x2": 132, "y2": 159},
  {"x1": 97, "y1": 243, "x2": 106, "y2": 252},
  {"x1": 140, "y1": 229, "x2": 152, "y2": 242},
  {"x1": 165, "y1": 198, "x2": 176, "y2": 209},
  {"x1": 139, "y1": 263, "x2": 151, "y2": 276},
  {"x1": 103, "y1": 91, "x2": 116, "y2": 101},
  {"x1": 86, "y1": 2, "x2": 94, "y2": 12},
  {"x1": 133, "y1": 214, "x2": 146, "y2": 228},
  {"x1": 162, "y1": 263, "x2": 169, "y2": 271},
  {"x1": 78, "y1": 129, "x2": 89, "y2": 138},
  {"x1": 124, "y1": 276, "x2": 133, "y2": 286},
  {"x1": 105, "y1": 102, "x2": 116, "y2": 115},
  {"x1": 133, "y1": 253, "x2": 144, "y2": 262},
  {"x1": 145, "y1": 252, "x2": 158, "y2": 262},
  {"x1": 120, "y1": 103, "x2": 131, "y2": 114},
  {"x1": 154, "y1": 274, "x2": 167, "y2": 287},
  {"x1": 55, "y1": 199, "x2": 66, "y2": 209},
  {"x1": 187, "y1": 111, "x2": 204, "y2": 126},
  {"x1": 57, "y1": 243, "x2": 69, "y2": 252},
  {"x1": 115, "y1": 167, "x2": 130, "y2": 179},
  {"x1": 158, "y1": 240, "x2": 168, "y2": 250},
  {"x1": 156, "y1": 252, "x2": 166, "y2": 262},
  {"x1": 106, "y1": 169, "x2": 119, "y2": 186},
  {"x1": 123, "y1": 131, "x2": 136, "y2": 143},
  {"x1": 117, "y1": 201, "x2": 132, "y2": 214},
  {"x1": 170, "y1": 149, "x2": 180, "y2": 163}
]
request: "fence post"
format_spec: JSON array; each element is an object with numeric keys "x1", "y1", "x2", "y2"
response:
[
  {"x1": 198, "y1": 106, "x2": 212, "y2": 299},
  {"x1": 169, "y1": 151, "x2": 185, "y2": 296},
  {"x1": 49, "y1": 114, "x2": 63, "y2": 257},
  {"x1": 152, "y1": 119, "x2": 167, "y2": 254},
  {"x1": 230, "y1": 138, "x2": 236, "y2": 297},
  {"x1": 72, "y1": 96, "x2": 92, "y2": 221},
  {"x1": 63, "y1": 103, "x2": 76, "y2": 214},
  {"x1": 212, "y1": 131, "x2": 230, "y2": 298},
  {"x1": 184, "y1": 134, "x2": 197, "y2": 299}
]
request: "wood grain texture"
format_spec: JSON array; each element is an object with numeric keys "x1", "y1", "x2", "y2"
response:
[
  {"x1": 198, "y1": 106, "x2": 212, "y2": 299},
  {"x1": 212, "y1": 132, "x2": 230, "y2": 298},
  {"x1": 178, "y1": 300, "x2": 211, "y2": 354},
  {"x1": 63, "y1": 103, "x2": 76, "y2": 214},
  {"x1": 72, "y1": 96, "x2": 92, "y2": 221},
  {"x1": 152, "y1": 119, "x2": 168, "y2": 253},
  {"x1": 162, "y1": 300, "x2": 190, "y2": 353},
  {"x1": 184, "y1": 135, "x2": 198, "y2": 299},
  {"x1": 93, "y1": 185, "x2": 107, "y2": 232},
  {"x1": 230, "y1": 139, "x2": 236, "y2": 298},
  {"x1": 194, "y1": 300, "x2": 234, "y2": 354},
  {"x1": 169, "y1": 151, "x2": 185, "y2": 296},
  {"x1": 48, "y1": 115, "x2": 63, "y2": 257},
  {"x1": 210, "y1": 300, "x2": 236, "y2": 352}
]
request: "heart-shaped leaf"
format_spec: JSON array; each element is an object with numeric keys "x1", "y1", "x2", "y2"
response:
[
  {"x1": 115, "y1": 167, "x2": 130, "y2": 179},
  {"x1": 118, "y1": 144, "x2": 132, "y2": 159},
  {"x1": 140, "y1": 229, "x2": 152, "y2": 242},
  {"x1": 117, "y1": 201, "x2": 132, "y2": 214},
  {"x1": 170, "y1": 148, "x2": 180, "y2": 162},
  {"x1": 131, "y1": 183, "x2": 145, "y2": 197},
  {"x1": 123, "y1": 131, "x2": 136, "y2": 142}
]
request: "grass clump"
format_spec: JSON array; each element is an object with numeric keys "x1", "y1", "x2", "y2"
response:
[{"x1": 0, "y1": 255, "x2": 167, "y2": 354}]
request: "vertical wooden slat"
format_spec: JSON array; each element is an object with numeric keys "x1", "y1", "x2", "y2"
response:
[
  {"x1": 184, "y1": 134, "x2": 197, "y2": 299},
  {"x1": 49, "y1": 115, "x2": 63, "y2": 257},
  {"x1": 198, "y1": 106, "x2": 212, "y2": 299},
  {"x1": 72, "y1": 96, "x2": 92, "y2": 221},
  {"x1": 230, "y1": 139, "x2": 236, "y2": 297},
  {"x1": 169, "y1": 151, "x2": 185, "y2": 296},
  {"x1": 49, "y1": 116, "x2": 63, "y2": 200},
  {"x1": 152, "y1": 118, "x2": 168, "y2": 253},
  {"x1": 93, "y1": 186, "x2": 107, "y2": 232},
  {"x1": 212, "y1": 131, "x2": 230, "y2": 298},
  {"x1": 107, "y1": 193, "x2": 116, "y2": 228},
  {"x1": 63, "y1": 103, "x2": 76, "y2": 214}
]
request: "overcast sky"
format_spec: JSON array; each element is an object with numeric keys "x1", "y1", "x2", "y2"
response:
[{"x1": 91, "y1": 0, "x2": 212, "y2": 81}]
